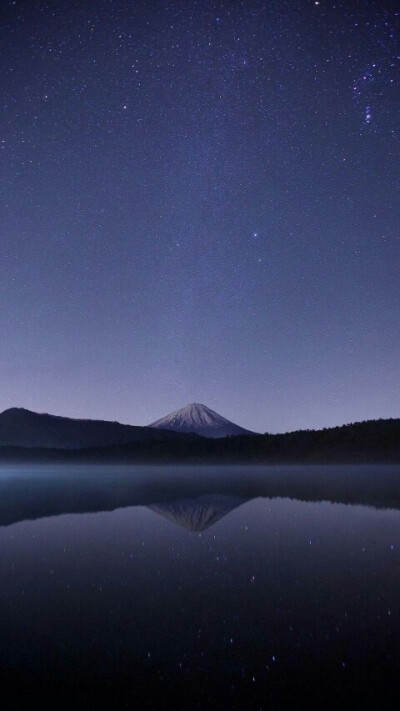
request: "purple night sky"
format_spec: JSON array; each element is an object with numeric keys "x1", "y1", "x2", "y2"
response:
[{"x1": 1, "y1": 0, "x2": 399, "y2": 433}]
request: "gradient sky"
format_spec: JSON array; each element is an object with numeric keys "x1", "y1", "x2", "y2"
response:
[{"x1": 1, "y1": 0, "x2": 399, "y2": 433}]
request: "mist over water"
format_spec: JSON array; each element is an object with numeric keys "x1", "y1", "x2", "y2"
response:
[
  {"x1": 1, "y1": 464, "x2": 400, "y2": 527},
  {"x1": 1, "y1": 465, "x2": 400, "y2": 709}
]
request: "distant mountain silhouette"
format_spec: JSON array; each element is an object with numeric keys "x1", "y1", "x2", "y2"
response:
[
  {"x1": 0, "y1": 407, "x2": 195, "y2": 449},
  {"x1": 0, "y1": 412, "x2": 399, "y2": 462},
  {"x1": 149, "y1": 402, "x2": 255, "y2": 438},
  {"x1": 148, "y1": 494, "x2": 247, "y2": 531}
]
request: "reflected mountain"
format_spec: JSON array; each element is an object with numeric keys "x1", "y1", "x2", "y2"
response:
[
  {"x1": 0, "y1": 464, "x2": 400, "y2": 528},
  {"x1": 148, "y1": 494, "x2": 247, "y2": 531}
]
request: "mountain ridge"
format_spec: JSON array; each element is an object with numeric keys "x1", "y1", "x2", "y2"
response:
[
  {"x1": 0, "y1": 407, "x2": 399, "y2": 461},
  {"x1": 0, "y1": 407, "x2": 197, "y2": 449}
]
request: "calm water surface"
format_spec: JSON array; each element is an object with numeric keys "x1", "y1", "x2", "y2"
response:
[{"x1": 0, "y1": 465, "x2": 400, "y2": 710}]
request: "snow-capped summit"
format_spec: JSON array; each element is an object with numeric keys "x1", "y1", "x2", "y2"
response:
[{"x1": 148, "y1": 402, "x2": 254, "y2": 438}]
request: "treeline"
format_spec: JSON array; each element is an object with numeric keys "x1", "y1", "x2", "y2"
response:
[
  {"x1": 83, "y1": 417, "x2": 400, "y2": 463},
  {"x1": 0, "y1": 418, "x2": 399, "y2": 463}
]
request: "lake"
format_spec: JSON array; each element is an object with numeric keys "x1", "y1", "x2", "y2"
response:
[{"x1": 0, "y1": 465, "x2": 400, "y2": 709}]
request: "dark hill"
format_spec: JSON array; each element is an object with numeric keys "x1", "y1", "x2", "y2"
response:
[{"x1": 0, "y1": 407, "x2": 196, "y2": 449}]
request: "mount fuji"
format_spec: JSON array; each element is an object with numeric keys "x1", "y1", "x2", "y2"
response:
[{"x1": 148, "y1": 403, "x2": 255, "y2": 438}]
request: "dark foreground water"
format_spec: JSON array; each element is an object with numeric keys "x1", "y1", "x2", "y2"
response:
[{"x1": 1, "y1": 465, "x2": 400, "y2": 710}]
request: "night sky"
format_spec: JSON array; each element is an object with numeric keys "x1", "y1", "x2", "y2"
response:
[{"x1": 1, "y1": 0, "x2": 399, "y2": 433}]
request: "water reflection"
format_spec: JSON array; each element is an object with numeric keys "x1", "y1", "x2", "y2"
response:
[
  {"x1": 0, "y1": 466, "x2": 400, "y2": 709},
  {"x1": 148, "y1": 494, "x2": 247, "y2": 531},
  {"x1": 0, "y1": 463, "x2": 400, "y2": 528}
]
